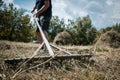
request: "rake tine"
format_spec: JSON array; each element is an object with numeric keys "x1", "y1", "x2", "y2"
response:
[
  {"x1": 50, "y1": 43, "x2": 72, "y2": 55},
  {"x1": 34, "y1": 17, "x2": 54, "y2": 57}
]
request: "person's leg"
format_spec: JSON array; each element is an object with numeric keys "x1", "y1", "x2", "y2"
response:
[
  {"x1": 36, "y1": 31, "x2": 43, "y2": 44},
  {"x1": 42, "y1": 30, "x2": 49, "y2": 50},
  {"x1": 38, "y1": 16, "x2": 51, "y2": 50},
  {"x1": 36, "y1": 28, "x2": 48, "y2": 50},
  {"x1": 36, "y1": 17, "x2": 43, "y2": 44},
  {"x1": 43, "y1": 30, "x2": 49, "y2": 40},
  {"x1": 37, "y1": 30, "x2": 48, "y2": 50}
]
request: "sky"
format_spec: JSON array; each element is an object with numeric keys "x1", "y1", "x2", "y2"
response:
[{"x1": 4, "y1": 0, "x2": 120, "y2": 30}]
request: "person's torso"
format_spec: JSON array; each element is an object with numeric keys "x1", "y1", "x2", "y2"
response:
[{"x1": 36, "y1": 0, "x2": 52, "y2": 17}]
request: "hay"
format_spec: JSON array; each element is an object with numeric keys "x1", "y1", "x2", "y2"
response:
[
  {"x1": 95, "y1": 30, "x2": 120, "y2": 48},
  {"x1": 53, "y1": 30, "x2": 72, "y2": 45},
  {"x1": 0, "y1": 41, "x2": 11, "y2": 50}
]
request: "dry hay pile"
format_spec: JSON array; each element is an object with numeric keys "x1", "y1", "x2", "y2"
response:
[
  {"x1": 0, "y1": 41, "x2": 11, "y2": 51},
  {"x1": 53, "y1": 30, "x2": 72, "y2": 45},
  {"x1": 95, "y1": 30, "x2": 120, "y2": 48}
]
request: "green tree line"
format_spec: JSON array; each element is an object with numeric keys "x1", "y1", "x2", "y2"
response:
[
  {"x1": 49, "y1": 16, "x2": 120, "y2": 45},
  {"x1": 0, "y1": 1, "x2": 120, "y2": 45},
  {"x1": 0, "y1": 1, "x2": 35, "y2": 42}
]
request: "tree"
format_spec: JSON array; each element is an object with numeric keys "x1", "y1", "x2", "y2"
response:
[
  {"x1": 86, "y1": 27, "x2": 97, "y2": 44},
  {"x1": 0, "y1": 8, "x2": 12, "y2": 40},
  {"x1": 0, "y1": 2, "x2": 35, "y2": 42},
  {"x1": 68, "y1": 15, "x2": 96, "y2": 45},
  {"x1": 49, "y1": 16, "x2": 65, "y2": 41},
  {"x1": 113, "y1": 23, "x2": 120, "y2": 33},
  {"x1": 0, "y1": 0, "x2": 3, "y2": 8}
]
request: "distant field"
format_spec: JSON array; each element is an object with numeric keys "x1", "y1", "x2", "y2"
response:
[
  {"x1": 0, "y1": 40, "x2": 93, "y2": 58},
  {"x1": 0, "y1": 40, "x2": 120, "y2": 80}
]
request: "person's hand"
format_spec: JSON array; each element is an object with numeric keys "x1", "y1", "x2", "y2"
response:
[
  {"x1": 33, "y1": 12, "x2": 39, "y2": 17},
  {"x1": 31, "y1": 9, "x2": 35, "y2": 13}
]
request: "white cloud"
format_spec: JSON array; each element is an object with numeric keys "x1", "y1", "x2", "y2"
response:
[
  {"x1": 52, "y1": 0, "x2": 73, "y2": 22},
  {"x1": 14, "y1": 4, "x2": 20, "y2": 9},
  {"x1": 4, "y1": 0, "x2": 13, "y2": 4},
  {"x1": 52, "y1": 0, "x2": 120, "y2": 29},
  {"x1": 65, "y1": 0, "x2": 88, "y2": 17},
  {"x1": 4, "y1": 0, "x2": 120, "y2": 29},
  {"x1": 4, "y1": 0, "x2": 20, "y2": 9},
  {"x1": 106, "y1": 0, "x2": 113, "y2": 6},
  {"x1": 113, "y1": 13, "x2": 120, "y2": 19},
  {"x1": 52, "y1": 0, "x2": 88, "y2": 22}
]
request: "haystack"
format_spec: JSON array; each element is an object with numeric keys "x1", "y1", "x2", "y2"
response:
[
  {"x1": 95, "y1": 30, "x2": 120, "y2": 48},
  {"x1": 53, "y1": 30, "x2": 72, "y2": 45}
]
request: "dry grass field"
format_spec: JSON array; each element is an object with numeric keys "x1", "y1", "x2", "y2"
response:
[{"x1": 0, "y1": 40, "x2": 120, "y2": 80}]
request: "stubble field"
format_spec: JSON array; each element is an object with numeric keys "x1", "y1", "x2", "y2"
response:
[{"x1": 0, "y1": 40, "x2": 120, "y2": 80}]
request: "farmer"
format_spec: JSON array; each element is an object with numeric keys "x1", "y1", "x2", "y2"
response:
[{"x1": 31, "y1": 0, "x2": 52, "y2": 50}]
